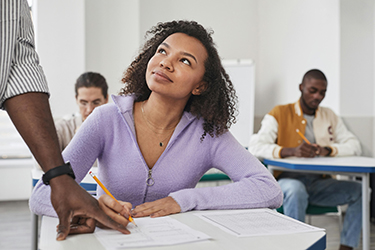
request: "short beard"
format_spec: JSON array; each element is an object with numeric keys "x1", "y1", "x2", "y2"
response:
[{"x1": 301, "y1": 97, "x2": 317, "y2": 113}]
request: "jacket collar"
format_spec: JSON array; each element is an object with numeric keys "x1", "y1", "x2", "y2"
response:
[{"x1": 294, "y1": 99, "x2": 319, "y2": 117}]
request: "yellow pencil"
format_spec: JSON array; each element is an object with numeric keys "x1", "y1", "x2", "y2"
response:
[
  {"x1": 89, "y1": 171, "x2": 137, "y2": 226},
  {"x1": 296, "y1": 129, "x2": 311, "y2": 144}
]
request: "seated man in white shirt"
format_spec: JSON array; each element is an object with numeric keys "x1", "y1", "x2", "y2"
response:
[
  {"x1": 55, "y1": 72, "x2": 108, "y2": 151},
  {"x1": 248, "y1": 69, "x2": 362, "y2": 250}
]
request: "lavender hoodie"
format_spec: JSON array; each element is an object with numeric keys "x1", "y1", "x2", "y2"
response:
[{"x1": 29, "y1": 95, "x2": 282, "y2": 217}]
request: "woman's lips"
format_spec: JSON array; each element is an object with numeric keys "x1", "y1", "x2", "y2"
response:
[{"x1": 153, "y1": 71, "x2": 173, "y2": 82}]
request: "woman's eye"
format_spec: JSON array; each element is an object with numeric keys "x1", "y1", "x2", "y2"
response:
[
  {"x1": 158, "y1": 48, "x2": 166, "y2": 54},
  {"x1": 181, "y1": 58, "x2": 191, "y2": 66}
]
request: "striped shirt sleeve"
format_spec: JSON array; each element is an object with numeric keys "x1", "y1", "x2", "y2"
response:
[{"x1": 0, "y1": 0, "x2": 49, "y2": 110}]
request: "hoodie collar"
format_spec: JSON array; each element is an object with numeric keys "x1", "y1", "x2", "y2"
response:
[{"x1": 111, "y1": 94, "x2": 198, "y2": 138}]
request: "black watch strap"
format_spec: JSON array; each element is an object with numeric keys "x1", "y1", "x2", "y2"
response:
[
  {"x1": 42, "y1": 162, "x2": 75, "y2": 185},
  {"x1": 324, "y1": 146, "x2": 332, "y2": 156}
]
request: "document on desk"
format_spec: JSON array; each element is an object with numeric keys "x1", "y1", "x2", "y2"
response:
[
  {"x1": 94, "y1": 216, "x2": 211, "y2": 249},
  {"x1": 196, "y1": 209, "x2": 325, "y2": 237}
]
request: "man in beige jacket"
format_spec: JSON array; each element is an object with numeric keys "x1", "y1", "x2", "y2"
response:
[{"x1": 249, "y1": 69, "x2": 362, "y2": 250}]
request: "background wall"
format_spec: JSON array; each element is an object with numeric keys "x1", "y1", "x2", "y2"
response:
[
  {"x1": 339, "y1": 0, "x2": 375, "y2": 157},
  {"x1": 138, "y1": 0, "x2": 258, "y2": 60},
  {"x1": 32, "y1": 0, "x2": 85, "y2": 118},
  {"x1": 33, "y1": 0, "x2": 375, "y2": 157},
  {"x1": 257, "y1": 0, "x2": 340, "y2": 116},
  {"x1": 85, "y1": 0, "x2": 140, "y2": 98}
]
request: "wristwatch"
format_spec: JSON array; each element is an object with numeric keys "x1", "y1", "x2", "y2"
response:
[
  {"x1": 42, "y1": 162, "x2": 75, "y2": 185},
  {"x1": 324, "y1": 146, "x2": 332, "y2": 156}
]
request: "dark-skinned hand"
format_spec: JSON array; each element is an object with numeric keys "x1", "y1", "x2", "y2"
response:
[{"x1": 50, "y1": 175, "x2": 130, "y2": 240}]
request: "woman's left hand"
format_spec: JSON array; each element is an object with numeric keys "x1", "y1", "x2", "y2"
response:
[{"x1": 131, "y1": 196, "x2": 181, "y2": 218}]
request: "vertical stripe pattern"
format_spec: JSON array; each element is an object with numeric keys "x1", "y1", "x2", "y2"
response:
[{"x1": 0, "y1": 0, "x2": 49, "y2": 110}]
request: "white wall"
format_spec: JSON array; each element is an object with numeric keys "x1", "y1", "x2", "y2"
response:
[
  {"x1": 139, "y1": 0, "x2": 258, "y2": 60},
  {"x1": 85, "y1": 0, "x2": 140, "y2": 98},
  {"x1": 33, "y1": 0, "x2": 140, "y2": 117},
  {"x1": 340, "y1": 0, "x2": 374, "y2": 117},
  {"x1": 33, "y1": 0, "x2": 85, "y2": 118},
  {"x1": 339, "y1": 0, "x2": 375, "y2": 156},
  {"x1": 257, "y1": 0, "x2": 340, "y2": 116}
]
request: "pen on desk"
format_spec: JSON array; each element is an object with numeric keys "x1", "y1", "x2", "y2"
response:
[
  {"x1": 296, "y1": 129, "x2": 311, "y2": 144},
  {"x1": 89, "y1": 171, "x2": 137, "y2": 227}
]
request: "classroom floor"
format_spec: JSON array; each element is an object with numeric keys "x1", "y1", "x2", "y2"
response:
[{"x1": 0, "y1": 200, "x2": 374, "y2": 250}]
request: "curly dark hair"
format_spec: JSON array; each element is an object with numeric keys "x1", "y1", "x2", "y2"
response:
[{"x1": 120, "y1": 20, "x2": 237, "y2": 140}]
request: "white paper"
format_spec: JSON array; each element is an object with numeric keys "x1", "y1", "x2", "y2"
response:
[
  {"x1": 94, "y1": 216, "x2": 211, "y2": 249},
  {"x1": 196, "y1": 209, "x2": 325, "y2": 237}
]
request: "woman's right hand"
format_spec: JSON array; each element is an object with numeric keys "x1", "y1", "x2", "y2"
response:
[{"x1": 97, "y1": 194, "x2": 133, "y2": 231}]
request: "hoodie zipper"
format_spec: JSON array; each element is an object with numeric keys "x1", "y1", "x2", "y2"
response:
[{"x1": 147, "y1": 169, "x2": 155, "y2": 186}]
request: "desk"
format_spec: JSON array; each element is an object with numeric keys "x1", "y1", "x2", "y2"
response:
[
  {"x1": 263, "y1": 156, "x2": 375, "y2": 250},
  {"x1": 39, "y1": 210, "x2": 326, "y2": 250}
]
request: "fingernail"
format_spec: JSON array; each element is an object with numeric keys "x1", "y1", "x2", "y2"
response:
[{"x1": 56, "y1": 232, "x2": 64, "y2": 241}]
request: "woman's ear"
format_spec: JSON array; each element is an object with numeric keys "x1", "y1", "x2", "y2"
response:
[{"x1": 192, "y1": 81, "x2": 208, "y2": 96}]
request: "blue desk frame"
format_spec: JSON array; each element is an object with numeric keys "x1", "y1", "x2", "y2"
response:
[
  {"x1": 308, "y1": 234, "x2": 326, "y2": 250},
  {"x1": 264, "y1": 156, "x2": 375, "y2": 250}
]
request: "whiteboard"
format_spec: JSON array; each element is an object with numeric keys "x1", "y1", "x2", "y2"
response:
[{"x1": 222, "y1": 59, "x2": 255, "y2": 148}]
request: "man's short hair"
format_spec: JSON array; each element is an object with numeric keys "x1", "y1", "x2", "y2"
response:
[
  {"x1": 75, "y1": 72, "x2": 108, "y2": 98},
  {"x1": 302, "y1": 69, "x2": 327, "y2": 84}
]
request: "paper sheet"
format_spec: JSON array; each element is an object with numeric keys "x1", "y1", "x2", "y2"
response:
[
  {"x1": 94, "y1": 216, "x2": 211, "y2": 249},
  {"x1": 196, "y1": 209, "x2": 325, "y2": 237}
]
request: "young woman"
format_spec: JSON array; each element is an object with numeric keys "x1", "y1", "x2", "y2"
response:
[{"x1": 30, "y1": 20, "x2": 282, "y2": 235}]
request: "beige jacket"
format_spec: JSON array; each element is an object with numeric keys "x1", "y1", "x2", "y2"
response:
[{"x1": 55, "y1": 113, "x2": 82, "y2": 152}]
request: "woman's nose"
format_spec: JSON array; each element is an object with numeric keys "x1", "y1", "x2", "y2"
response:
[{"x1": 160, "y1": 58, "x2": 173, "y2": 71}]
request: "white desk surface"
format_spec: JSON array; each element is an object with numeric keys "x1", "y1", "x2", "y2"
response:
[
  {"x1": 264, "y1": 156, "x2": 375, "y2": 173},
  {"x1": 39, "y1": 210, "x2": 326, "y2": 250}
]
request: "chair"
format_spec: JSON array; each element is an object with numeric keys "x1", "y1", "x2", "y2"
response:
[
  {"x1": 196, "y1": 169, "x2": 231, "y2": 188},
  {"x1": 276, "y1": 204, "x2": 342, "y2": 230},
  {"x1": 199, "y1": 172, "x2": 231, "y2": 182}
]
